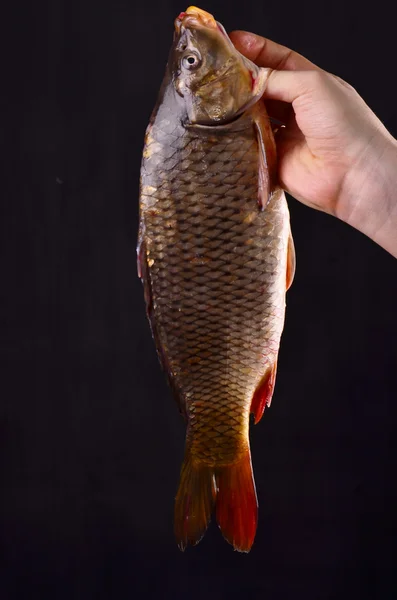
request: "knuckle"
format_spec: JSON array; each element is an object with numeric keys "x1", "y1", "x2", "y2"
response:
[{"x1": 308, "y1": 70, "x2": 329, "y2": 89}]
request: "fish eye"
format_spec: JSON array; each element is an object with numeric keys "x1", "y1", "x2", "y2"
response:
[{"x1": 182, "y1": 53, "x2": 201, "y2": 70}]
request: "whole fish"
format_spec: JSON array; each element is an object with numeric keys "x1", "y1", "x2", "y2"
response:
[{"x1": 138, "y1": 6, "x2": 295, "y2": 552}]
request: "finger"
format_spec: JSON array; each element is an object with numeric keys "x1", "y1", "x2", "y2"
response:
[
  {"x1": 230, "y1": 30, "x2": 320, "y2": 72},
  {"x1": 263, "y1": 69, "x2": 322, "y2": 104}
]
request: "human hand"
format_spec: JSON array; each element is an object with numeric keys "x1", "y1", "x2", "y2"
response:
[{"x1": 230, "y1": 31, "x2": 397, "y2": 257}]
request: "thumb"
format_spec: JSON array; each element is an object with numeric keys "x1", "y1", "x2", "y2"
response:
[{"x1": 263, "y1": 69, "x2": 324, "y2": 105}]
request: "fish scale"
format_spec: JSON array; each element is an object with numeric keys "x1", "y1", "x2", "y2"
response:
[{"x1": 140, "y1": 111, "x2": 288, "y2": 464}]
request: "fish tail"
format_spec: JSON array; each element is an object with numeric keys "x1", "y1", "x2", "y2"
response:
[
  {"x1": 174, "y1": 449, "x2": 216, "y2": 551},
  {"x1": 215, "y1": 449, "x2": 258, "y2": 553},
  {"x1": 174, "y1": 446, "x2": 258, "y2": 553}
]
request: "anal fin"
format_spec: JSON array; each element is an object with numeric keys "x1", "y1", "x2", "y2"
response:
[{"x1": 251, "y1": 361, "x2": 278, "y2": 424}]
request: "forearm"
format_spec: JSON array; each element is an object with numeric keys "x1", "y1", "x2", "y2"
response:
[{"x1": 338, "y1": 134, "x2": 397, "y2": 258}]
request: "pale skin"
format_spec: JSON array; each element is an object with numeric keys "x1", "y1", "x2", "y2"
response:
[{"x1": 230, "y1": 31, "x2": 397, "y2": 258}]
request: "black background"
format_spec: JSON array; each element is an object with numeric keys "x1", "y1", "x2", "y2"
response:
[{"x1": 1, "y1": 0, "x2": 397, "y2": 598}]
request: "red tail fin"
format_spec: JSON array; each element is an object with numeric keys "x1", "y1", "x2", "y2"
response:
[
  {"x1": 215, "y1": 450, "x2": 258, "y2": 552},
  {"x1": 174, "y1": 448, "x2": 258, "y2": 552}
]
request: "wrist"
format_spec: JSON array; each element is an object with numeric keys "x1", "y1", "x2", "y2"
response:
[{"x1": 337, "y1": 131, "x2": 397, "y2": 257}]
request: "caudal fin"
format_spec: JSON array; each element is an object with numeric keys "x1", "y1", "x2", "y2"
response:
[
  {"x1": 174, "y1": 452, "x2": 216, "y2": 551},
  {"x1": 174, "y1": 448, "x2": 258, "y2": 552},
  {"x1": 215, "y1": 450, "x2": 258, "y2": 552}
]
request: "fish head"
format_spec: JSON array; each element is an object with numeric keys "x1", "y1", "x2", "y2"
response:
[{"x1": 170, "y1": 6, "x2": 268, "y2": 125}]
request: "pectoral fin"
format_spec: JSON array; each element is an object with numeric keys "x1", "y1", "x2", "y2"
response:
[
  {"x1": 254, "y1": 105, "x2": 278, "y2": 210},
  {"x1": 286, "y1": 231, "x2": 296, "y2": 291}
]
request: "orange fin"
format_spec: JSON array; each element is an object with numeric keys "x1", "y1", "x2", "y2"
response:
[
  {"x1": 215, "y1": 449, "x2": 258, "y2": 553},
  {"x1": 174, "y1": 450, "x2": 216, "y2": 551},
  {"x1": 254, "y1": 104, "x2": 278, "y2": 210},
  {"x1": 286, "y1": 230, "x2": 296, "y2": 290},
  {"x1": 251, "y1": 361, "x2": 278, "y2": 424},
  {"x1": 175, "y1": 447, "x2": 258, "y2": 553}
]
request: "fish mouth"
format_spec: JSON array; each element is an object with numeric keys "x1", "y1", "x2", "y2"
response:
[{"x1": 174, "y1": 6, "x2": 219, "y2": 34}]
